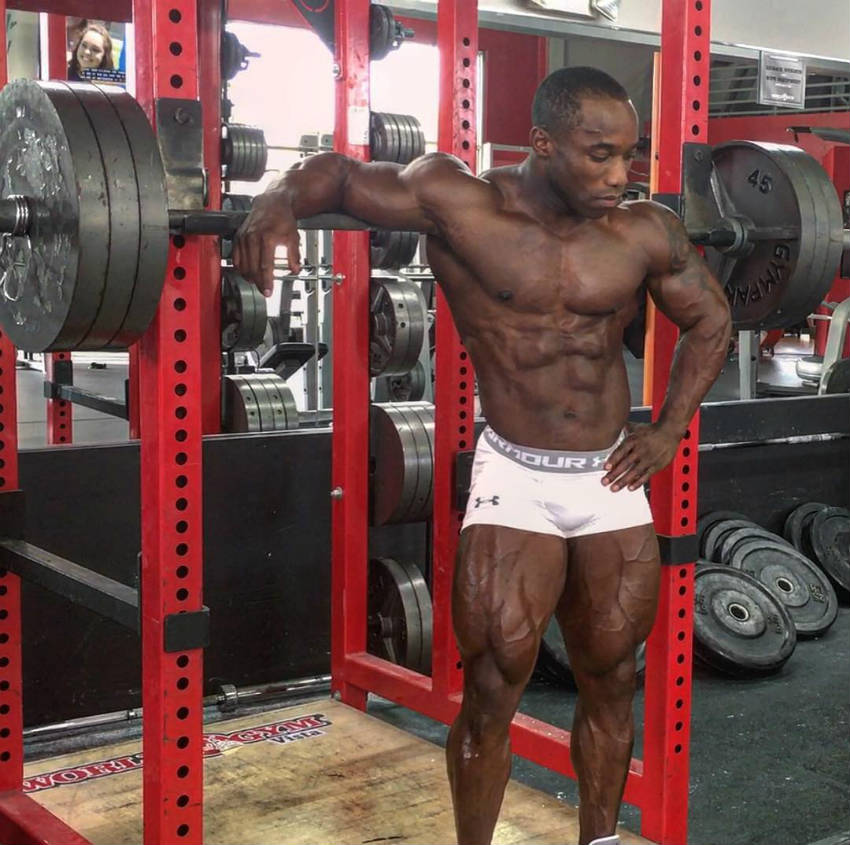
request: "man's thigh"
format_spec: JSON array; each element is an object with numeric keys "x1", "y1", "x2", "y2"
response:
[
  {"x1": 454, "y1": 525, "x2": 568, "y2": 678},
  {"x1": 557, "y1": 523, "x2": 660, "y2": 674}
]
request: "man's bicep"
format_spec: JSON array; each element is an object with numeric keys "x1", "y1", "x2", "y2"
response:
[
  {"x1": 341, "y1": 159, "x2": 438, "y2": 234},
  {"x1": 641, "y1": 204, "x2": 730, "y2": 331},
  {"x1": 647, "y1": 249, "x2": 730, "y2": 332}
]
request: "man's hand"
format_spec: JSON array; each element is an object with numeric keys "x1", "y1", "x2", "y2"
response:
[
  {"x1": 232, "y1": 192, "x2": 302, "y2": 297},
  {"x1": 601, "y1": 422, "x2": 681, "y2": 492}
]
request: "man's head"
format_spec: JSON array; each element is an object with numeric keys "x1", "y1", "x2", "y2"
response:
[{"x1": 529, "y1": 67, "x2": 638, "y2": 218}]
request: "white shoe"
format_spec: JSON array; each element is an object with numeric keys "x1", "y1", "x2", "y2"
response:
[{"x1": 588, "y1": 836, "x2": 619, "y2": 845}]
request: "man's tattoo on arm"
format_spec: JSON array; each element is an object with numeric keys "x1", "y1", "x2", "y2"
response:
[
  {"x1": 661, "y1": 213, "x2": 692, "y2": 273},
  {"x1": 661, "y1": 213, "x2": 713, "y2": 292}
]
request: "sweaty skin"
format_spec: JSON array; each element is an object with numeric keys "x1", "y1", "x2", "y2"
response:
[{"x1": 233, "y1": 94, "x2": 731, "y2": 845}]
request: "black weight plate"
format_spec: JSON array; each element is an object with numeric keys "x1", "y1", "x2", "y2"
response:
[
  {"x1": 369, "y1": 112, "x2": 387, "y2": 160},
  {"x1": 396, "y1": 231, "x2": 419, "y2": 268},
  {"x1": 279, "y1": 381, "x2": 300, "y2": 429},
  {"x1": 785, "y1": 147, "x2": 844, "y2": 316},
  {"x1": 70, "y1": 83, "x2": 142, "y2": 349},
  {"x1": 410, "y1": 115, "x2": 425, "y2": 159},
  {"x1": 243, "y1": 374, "x2": 276, "y2": 432},
  {"x1": 384, "y1": 405, "x2": 421, "y2": 523},
  {"x1": 693, "y1": 565, "x2": 796, "y2": 676},
  {"x1": 705, "y1": 142, "x2": 843, "y2": 330},
  {"x1": 398, "y1": 279, "x2": 426, "y2": 360},
  {"x1": 783, "y1": 502, "x2": 827, "y2": 553},
  {"x1": 729, "y1": 538, "x2": 838, "y2": 637},
  {"x1": 222, "y1": 374, "x2": 261, "y2": 432},
  {"x1": 395, "y1": 557, "x2": 432, "y2": 674},
  {"x1": 719, "y1": 526, "x2": 791, "y2": 566},
  {"x1": 101, "y1": 84, "x2": 169, "y2": 346},
  {"x1": 405, "y1": 402, "x2": 434, "y2": 515},
  {"x1": 0, "y1": 80, "x2": 109, "y2": 351},
  {"x1": 809, "y1": 507, "x2": 850, "y2": 593},
  {"x1": 822, "y1": 358, "x2": 850, "y2": 394},
  {"x1": 394, "y1": 403, "x2": 432, "y2": 523},
  {"x1": 255, "y1": 373, "x2": 292, "y2": 431},
  {"x1": 397, "y1": 115, "x2": 411, "y2": 164},
  {"x1": 388, "y1": 360, "x2": 428, "y2": 402},
  {"x1": 367, "y1": 557, "x2": 431, "y2": 673},
  {"x1": 371, "y1": 403, "x2": 419, "y2": 524},
  {"x1": 703, "y1": 519, "x2": 759, "y2": 562},
  {"x1": 370, "y1": 277, "x2": 417, "y2": 375},
  {"x1": 221, "y1": 194, "x2": 252, "y2": 260},
  {"x1": 697, "y1": 510, "x2": 752, "y2": 557}
]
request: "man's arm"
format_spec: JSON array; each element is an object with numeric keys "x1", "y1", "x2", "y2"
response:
[
  {"x1": 603, "y1": 203, "x2": 732, "y2": 492},
  {"x1": 644, "y1": 203, "x2": 732, "y2": 436},
  {"x1": 232, "y1": 151, "x2": 478, "y2": 295}
]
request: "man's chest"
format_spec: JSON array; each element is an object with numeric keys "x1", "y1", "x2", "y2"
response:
[{"x1": 431, "y1": 222, "x2": 648, "y2": 320}]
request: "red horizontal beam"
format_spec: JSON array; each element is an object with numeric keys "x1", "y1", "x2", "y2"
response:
[
  {"x1": 0, "y1": 791, "x2": 90, "y2": 845},
  {"x1": 343, "y1": 654, "x2": 645, "y2": 805}
]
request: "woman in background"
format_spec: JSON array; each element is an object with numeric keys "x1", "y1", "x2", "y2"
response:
[{"x1": 68, "y1": 22, "x2": 113, "y2": 80}]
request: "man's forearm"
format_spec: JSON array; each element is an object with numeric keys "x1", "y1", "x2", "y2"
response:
[{"x1": 657, "y1": 315, "x2": 731, "y2": 438}]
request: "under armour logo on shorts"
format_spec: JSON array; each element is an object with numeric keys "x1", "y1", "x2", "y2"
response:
[{"x1": 474, "y1": 496, "x2": 500, "y2": 507}]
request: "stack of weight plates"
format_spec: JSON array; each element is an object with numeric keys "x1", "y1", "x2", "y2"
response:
[
  {"x1": 371, "y1": 402, "x2": 434, "y2": 525},
  {"x1": 221, "y1": 269, "x2": 267, "y2": 352},
  {"x1": 784, "y1": 502, "x2": 850, "y2": 599},
  {"x1": 693, "y1": 508, "x2": 841, "y2": 677},
  {"x1": 368, "y1": 112, "x2": 424, "y2": 269},
  {"x1": 222, "y1": 373, "x2": 299, "y2": 432}
]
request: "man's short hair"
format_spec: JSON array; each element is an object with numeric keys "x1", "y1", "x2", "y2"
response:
[{"x1": 532, "y1": 67, "x2": 629, "y2": 133}]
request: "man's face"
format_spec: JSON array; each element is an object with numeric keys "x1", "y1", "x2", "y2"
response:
[
  {"x1": 536, "y1": 95, "x2": 639, "y2": 219},
  {"x1": 77, "y1": 31, "x2": 106, "y2": 69}
]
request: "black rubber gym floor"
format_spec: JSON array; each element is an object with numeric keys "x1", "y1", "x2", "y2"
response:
[{"x1": 371, "y1": 603, "x2": 850, "y2": 845}]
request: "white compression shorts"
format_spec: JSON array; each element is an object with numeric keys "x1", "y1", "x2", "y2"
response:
[{"x1": 461, "y1": 426, "x2": 654, "y2": 539}]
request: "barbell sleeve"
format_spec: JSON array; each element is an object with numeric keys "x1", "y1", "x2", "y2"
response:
[{"x1": 0, "y1": 196, "x2": 32, "y2": 236}]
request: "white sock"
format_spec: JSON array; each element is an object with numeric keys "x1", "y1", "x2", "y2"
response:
[{"x1": 587, "y1": 836, "x2": 620, "y2": 845}]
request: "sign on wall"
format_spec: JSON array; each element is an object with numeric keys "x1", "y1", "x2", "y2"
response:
[{"x1": 758, "y1": 52, "x2": 806, "y2": 109}]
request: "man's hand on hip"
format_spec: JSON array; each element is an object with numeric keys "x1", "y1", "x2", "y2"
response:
[{"x1": 601, "y1": 422, "x2": 681, "y2": 492}]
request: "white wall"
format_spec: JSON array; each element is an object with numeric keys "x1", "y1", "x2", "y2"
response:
[
  {"x1": 5, "y1": 11, "x2": 39, "y2": 80},
  {"x1": 395, "y1": 0, "x2": 850, "y2": 63}
]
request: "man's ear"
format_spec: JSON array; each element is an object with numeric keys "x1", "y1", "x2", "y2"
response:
[{"x1": 530, "y1": 126, "x2": 553, "y2": 158}]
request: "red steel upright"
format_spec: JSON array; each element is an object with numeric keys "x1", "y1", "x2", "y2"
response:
[
  {"x1": 430, "y1": 0, "x2": 477, "y2": 700},
  {"x1": 641, "y1": 1, "x2": 710, "y2": 841},
  {"x1": 198, "y1": 0, "x2": 223, "y2": 434},
  {"x1": 0, "y1": 8, "x2": 89, "y2": 843},
  {"x1": 133, "y1": 0, "x2": 206, "y2": 840},
  {"x1": 330, "y1": 0, "x2": 372, "y2": 710},
  {"x1": 45, "y1": 15, "x2": 73, "y2": 446}
]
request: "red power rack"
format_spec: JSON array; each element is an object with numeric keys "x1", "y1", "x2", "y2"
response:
[
  {"x1": 0, "y1": 0, "x2": 211, "y2": 840},
  {"x1": 0, "y1": 0, "x2": 707, "y2": 841},
  {"x1": 330, "y1": 1, "x2": 707, "y2": 842}
]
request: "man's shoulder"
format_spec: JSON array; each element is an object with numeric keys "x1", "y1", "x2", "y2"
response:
[
  {"x1": 615, "y1": 198, "x2": 679, "y2": 229},
  {"x1": 612, "y1": 200, "x2": 691, "y2": 273},
  {"x1": 403, "y1": 153, "x2": 503, "y2": 210}
]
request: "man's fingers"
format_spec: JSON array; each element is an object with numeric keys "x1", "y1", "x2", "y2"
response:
[
  {"x1": 602, "y1": 440, "x2": 636, "y2": 486},
  {"x1": 259, "y1": 238, "x2": 277, "y2": 297},
  {"x1": 287, "y1": 232, "x2": 302, "y2": 275}
]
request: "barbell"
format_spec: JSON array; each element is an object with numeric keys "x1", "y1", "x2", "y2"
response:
[{"x1": 0, "y1": 79, "x2": 847, "y2": 353}]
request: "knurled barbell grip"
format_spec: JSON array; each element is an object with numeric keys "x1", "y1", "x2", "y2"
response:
[{"x1": 167, "y1": 209, "x2": 378, "y2": 236}]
